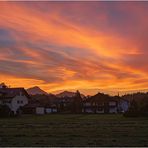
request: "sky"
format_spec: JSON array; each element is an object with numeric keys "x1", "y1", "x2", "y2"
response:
[{"x1": 0, "y1": 1, "x2": 148, "y2": 95}]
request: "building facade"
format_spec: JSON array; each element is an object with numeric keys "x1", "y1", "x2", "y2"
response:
[{"x1": 0, "y1": 87, "x2": 29, "y2": 114}]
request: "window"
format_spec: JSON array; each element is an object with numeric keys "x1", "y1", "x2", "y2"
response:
[
  {"x1": 98, "y1": 107, "x2": 104, "y2": 111},
  {"x1": 17, "y1": 100, "x2": 23, "y2": 104},
  {"x1": 85, "y1": 102, "x2": 91, "y2": 107},
  {"x1": 109, "y1": 101, "x2": 116, "y2": 106},
  {"x1": 98, "y1": 102, "x2": 104, "y2": 106}
]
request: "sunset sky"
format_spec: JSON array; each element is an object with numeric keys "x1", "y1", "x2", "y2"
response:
[{"x1": 0, "y1": 2, "x2": 148, "y2": 95}]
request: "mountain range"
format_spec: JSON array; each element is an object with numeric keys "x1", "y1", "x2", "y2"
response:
[
  {"x1": 27, "y1": 86, "x2": 48, "y2": 95},
  {"x1": 56, "y1": 90, "x2": 85, "y2": 98},
  {"x1": 26, "y1": 86, "x2": 85, "y2": 98}
]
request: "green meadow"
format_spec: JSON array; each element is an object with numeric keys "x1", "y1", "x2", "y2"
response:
[{"x1": 0, "y1": 114, "x2": 148, "y2": 147}]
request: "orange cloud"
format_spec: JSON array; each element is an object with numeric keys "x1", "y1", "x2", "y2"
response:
[{"x1": 0, "y1": 2, "x2": 148, "y2": 95}]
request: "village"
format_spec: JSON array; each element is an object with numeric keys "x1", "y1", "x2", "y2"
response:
[
  {"x1": 0, "y1": 82, "x2": 148, "y2": 147},
  {"x1": 1, "y1": 1, "x2": 148, "y2": 146},
  {"x1": 0, "y1": 83, "x2": 131, "y2": 116}
]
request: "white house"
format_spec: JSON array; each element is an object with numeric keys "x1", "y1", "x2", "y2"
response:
[
  {"x1": 118, "y1": 99, "x2": 130, "y2": 113},
  {"x1": 82, "y1": 95, "x2": 129, "y2": 114},
  {"x1": 36, "y1": 107, "x2": 45, "y2": 115},
  {"x1": 0, "y1": 87, "x2": 29, "y2": 114}
]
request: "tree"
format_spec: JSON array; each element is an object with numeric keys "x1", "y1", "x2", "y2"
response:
[
  {"x1": 124, "y1": 99, "x2": 139, "y2": 117},
  {"x1": 71, "y1": 90, "x2": 82, "y2": 113},
  {"x1": 139, "y1": 97, "x2": 148, "y2": 116}
]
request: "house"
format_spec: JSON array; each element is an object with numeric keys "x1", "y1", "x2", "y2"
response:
[
  {"x1": 45, "y1": 104, "x2": 58, "y2": 113},
  {"x1": 118, "y1": 98, "x2": 130, "y2": 113},
  {"x1": 0, "y1": 86, "x2": 29, "y2": 114},
  {"x1": 23, "y1": 104, "x2": 58, "y2": 115},
  {"x1": 82, "y1": 93, "x2": 129, "y2": 114},
  {"x1": 22, "y1": 99, "x2": 58, "y2": 115},
  {"x1": 55, "y1": 97, "x2": 74, "y2": 113},
  {"x1": 36, "y1": 107, "x2": 45, "y2": 115},
  {"x1": 55, "y1": 90, "x2": 82, "y2": 113},
  {"x1": 108, "y1": 98, "x2": 118, "y2": 113},
  {"x1": 82, "y1": 101, "x2": 94, "y2": 113},
  {"x1": 22, "y1": 103, "x2": 39, "y2": 114},
  {"x1": 82, "y1": 93, "x2": 116, "y2": 114}
]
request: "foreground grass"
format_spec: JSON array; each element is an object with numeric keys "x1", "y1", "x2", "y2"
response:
[{"x1": 0, "y1": 114, "x2": 148, "y2": 146}]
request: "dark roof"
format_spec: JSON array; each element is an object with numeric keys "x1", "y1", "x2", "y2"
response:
[
  {"x1": 23, "y1": 103, "x2": 42, "y2": 108},
  {"x1": 83, "y1": 94, "x2": 129, "y2": 104},
  {"x1": 0, "y1": 88, "x2": 30, "y2": 100},
  {"x1": 83, "y1": 93, "x2": 123, "y2": 103},
  {"x1": 87, "y1": 92, "x2": 110, "y2": 103},
  {"x1": 23, "y1": 102, "x2": 56, "y2": 108}
]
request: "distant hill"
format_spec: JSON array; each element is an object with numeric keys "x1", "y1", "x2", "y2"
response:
[
  {"x1": 56, "y1": 91, "x2": 85, "y2": 98},
  {"x1": 27, "y1": 86, "x2": 48, "y2": 95}
]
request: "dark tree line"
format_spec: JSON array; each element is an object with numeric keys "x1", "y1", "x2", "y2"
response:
[{"x1": 124, "y1": 95, "x2": 148, "y2": 117}]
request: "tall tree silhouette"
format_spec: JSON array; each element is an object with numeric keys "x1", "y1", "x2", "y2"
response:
[{"x1": 71, "y1": 90, "x2": 82, "y2": 113}]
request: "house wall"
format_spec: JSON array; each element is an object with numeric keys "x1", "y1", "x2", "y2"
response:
[
  {"x1": 118, "y1": 100, "x2": 129, "y2": 113},
  {"x1": 83, "y1": 108, "x2": 94, "y2": 113},
  {"x1": 0, "y1": 99, "x2": 11, "y2": 109},
  {"x1": 109, "y1": 107, "x2": 118, "y2": 113},
  {"x1": 46, "y1": 108, "x2": 52, "y2": 113},
  {"x1": 11, "y1": 95, "x2": 28, "y2": 114},
  {"x1": 52, "y1": 108, "x2": 57, "y2": 113},
  {"x1": 45, "y1": 108, "x2": 58, "y2": 114},
  {"x1": 84, "y1": 102, "x2": 91, "y2": 107},
  {"x1": 36, "y1": 107, "x2": 45, "y2": 114},
  {"x1": 3, "y1": 102, "x2": 11, "y2": 109},
  {"x1": 82, "y1": 99, "x2": 129, "y2": 114},
  {"x1": 109, "y1": 101, "x2": 116, "y2": 106},
  {"x1": 96, "y1": 109, "x2": 104, "y2": 113}
]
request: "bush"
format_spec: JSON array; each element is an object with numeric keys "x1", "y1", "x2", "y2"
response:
[
  {"x1": 124, "y1": 98, "x2": 148, "y2": 117},
  {"x1": 0, "y1": 105, "x2": 11, "y2": 117},
  {"x1": 123, "y1": 100, "x2": 139, "y2": 117},
  {"x1": 123, "y1": 110, "x2": 139, "y2": 117}
]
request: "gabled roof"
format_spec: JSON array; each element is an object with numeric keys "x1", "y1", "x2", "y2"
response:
[
  {"x1": 83, "y1": 93, "x2": 123, "y2": 103},
  {"x1": 23, "y1": 102, "x2": 41, "y2": 108},
  {"x1": 0, "y1": 88, "x2": 30, "y2": 100},
  {"x1": 87, "y1": 92, "x2": 110, "y2": 103}
]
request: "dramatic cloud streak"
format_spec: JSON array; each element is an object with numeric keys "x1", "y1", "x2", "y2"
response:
[{"x1": 0, "y1": 2, "x2": 148, "y2": 95}]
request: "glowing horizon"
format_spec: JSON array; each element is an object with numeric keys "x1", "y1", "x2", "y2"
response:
[{"x1": 0, "y1": 2, "x2": 148, "y2": 95}]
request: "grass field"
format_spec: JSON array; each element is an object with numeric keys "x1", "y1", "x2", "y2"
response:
[{"x1": 0, "y1": 114, "x2": 148, "y2": 147}]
